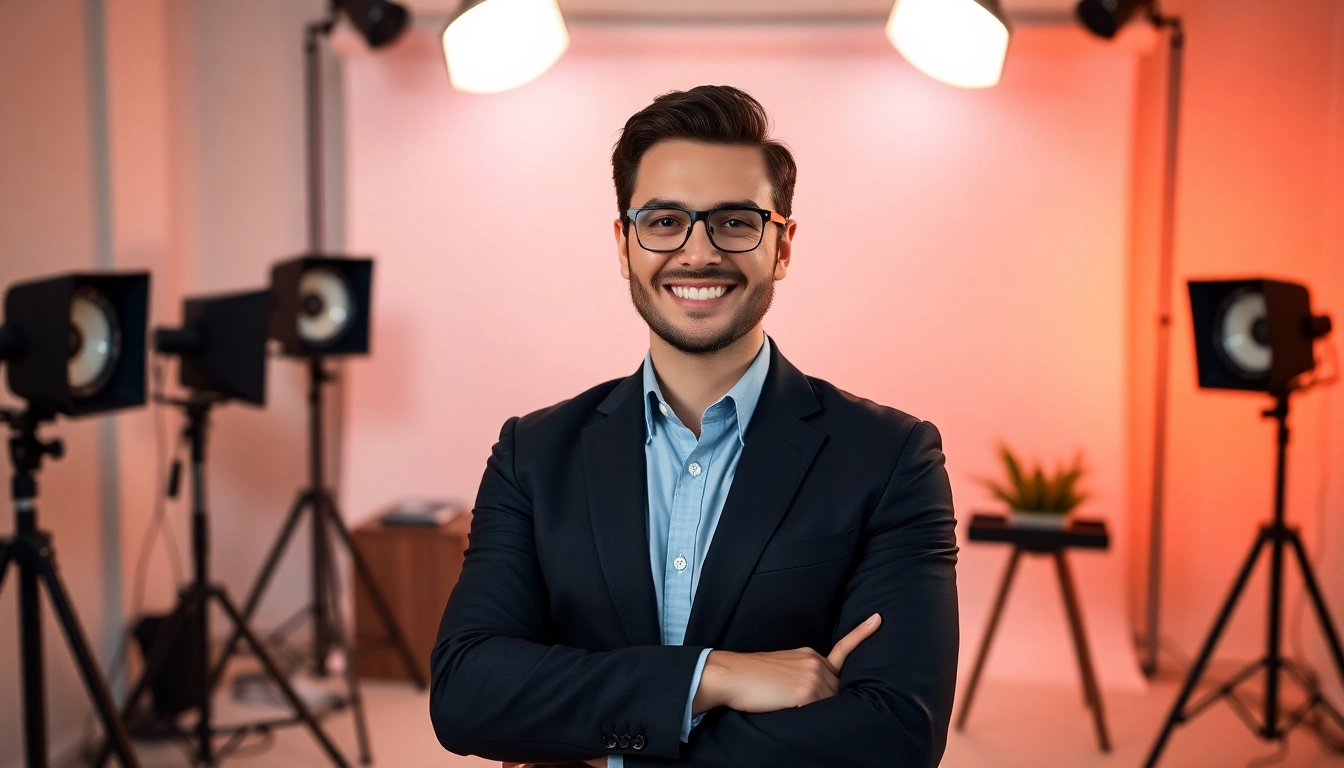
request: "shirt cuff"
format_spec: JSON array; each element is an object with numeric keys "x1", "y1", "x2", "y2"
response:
[
  {"x1": 681, "y1": 648, "x2": 713, "y2": 742},
  {"x1": 609, "y1": 756, "x2": 623, "y2": 768}
]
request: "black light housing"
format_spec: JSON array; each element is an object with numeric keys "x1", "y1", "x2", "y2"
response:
[
  {"x1": 336, "y1": 0, "x2": 410, "y2": 48},
  {"x1": 0, "y1": 272, "x2": 150, "y2": 416},
  {"x1": 155, "y1": 289, "x2": 270, "y2": 405},
  {"x1": 269, "y1": 255, "x2": 373, "y2": 358},
  {"x1": 1075, "y1": 0, "x2": 1149, "y2": 39},
  {"x1": 1189, "y1": 278, "x2": 1332, "y2": 396}
]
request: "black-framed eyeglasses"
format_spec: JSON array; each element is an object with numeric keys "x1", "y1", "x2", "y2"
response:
[{"x1": 625, "y1": 206, "x2": 787, "y2": 254}]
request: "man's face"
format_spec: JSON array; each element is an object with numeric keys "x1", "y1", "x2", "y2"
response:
[{"x1": 615, "y1": 140, "x2": 794, "y2": 355}]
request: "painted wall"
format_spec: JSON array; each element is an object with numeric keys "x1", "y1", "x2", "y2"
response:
[{"x1": 339, "y1": 22, "x2": 1148, "y2": 691}]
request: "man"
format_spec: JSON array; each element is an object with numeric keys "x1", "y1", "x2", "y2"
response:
[{"x1": 430, "y1": 85, "x2": 958, "y2": 767}]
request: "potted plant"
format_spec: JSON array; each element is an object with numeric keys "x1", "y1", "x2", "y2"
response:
[{"x1": 981, "y1": 446, "x2": 1088, "y2": 530}]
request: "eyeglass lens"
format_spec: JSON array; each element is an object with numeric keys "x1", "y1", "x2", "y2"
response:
[{"x1": 634, "y1": 209, "x2": 766, "y2": 253}]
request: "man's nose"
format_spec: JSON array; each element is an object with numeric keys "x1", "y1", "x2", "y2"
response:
[{"x1": 677, "y1": 220, "x2": 723, "y2": 269}]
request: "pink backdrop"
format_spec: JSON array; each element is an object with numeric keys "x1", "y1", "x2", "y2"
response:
[{"x1": 339, "y1": 23, "x2": 1147, "y2": 691}]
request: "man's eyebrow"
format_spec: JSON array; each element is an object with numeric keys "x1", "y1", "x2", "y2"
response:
[{"x1": 635, "y1": 198, "x2": 766, "y2": 210}]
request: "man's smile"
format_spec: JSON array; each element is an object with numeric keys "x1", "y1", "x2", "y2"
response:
[{"x1": 663, "y1": 282, "x2": 737, "y2": 306}]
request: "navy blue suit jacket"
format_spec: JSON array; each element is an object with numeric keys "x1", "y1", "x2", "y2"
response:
[{"x1": 430, "y1": 342, "x2": 959, "y2": 767}]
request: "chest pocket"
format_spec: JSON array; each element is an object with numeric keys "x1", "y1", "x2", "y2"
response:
[{"x1": 753, "y1": 528, "x2": 855, "y2": 574}]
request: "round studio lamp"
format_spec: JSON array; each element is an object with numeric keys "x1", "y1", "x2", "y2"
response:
[
  {"x1": 1075, "y1": 0, "x2": 1148, "y2": 39},
  {"x1": 67, "y1": 287, "x2": 122, "y2": 398},
  {"x1": 297, "y1": 267, "x2": 356, "y2": 347},
  {"x1": 338, "y1": 0, "x2": 410, "y2": 48},
  {"x1": 442, "y1": 0, "x2": 570, "y2": 94},
  {"x1": 886, "y1": 0, "x2": 1011, "y2": 89},
  {"x1": 1215, "y1": 289, "x2": 1273, "y2": 379}
]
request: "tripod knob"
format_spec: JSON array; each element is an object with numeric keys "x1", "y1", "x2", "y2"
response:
[{"x1": 44, "y1": 439, "x2": 64, "y2": 460}]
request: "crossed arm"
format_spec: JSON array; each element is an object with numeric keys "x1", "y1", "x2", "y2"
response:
[{"x1": 430, "y1": 418, "x2": 958, "y2": 767}]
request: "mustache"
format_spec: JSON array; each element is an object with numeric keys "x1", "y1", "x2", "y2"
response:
[{"x1": 654, "y1": 268, "x2": 745, "y2": 286}]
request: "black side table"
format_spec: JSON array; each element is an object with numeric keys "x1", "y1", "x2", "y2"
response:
[{"x1": 955, "y1": 513, "x2": 1112, "y2": 752}]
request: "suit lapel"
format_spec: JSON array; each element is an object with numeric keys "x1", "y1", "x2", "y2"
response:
[
  {"x1": 683, "y1": 344, "x2": 825, "y2": 648},
  {"x1": 582, "y1": 373, "x2": 662, "y2": 647}
]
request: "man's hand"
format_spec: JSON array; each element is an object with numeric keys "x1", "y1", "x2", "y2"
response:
[{"x1": 693, "y1": 613, "x2": 882, "y2": 714}]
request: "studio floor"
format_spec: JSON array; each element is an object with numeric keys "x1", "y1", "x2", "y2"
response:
[{"x1": 81, "y1": 671, "x2": 1344, "y2": 768}]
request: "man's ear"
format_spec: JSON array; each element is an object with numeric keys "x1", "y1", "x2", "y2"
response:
[
  {"x1": 614, "y1": 218, "x2": 631, "y2": 279},
  {"x1": 773, "y1": 219, "x2": 797, "y2": 281}
]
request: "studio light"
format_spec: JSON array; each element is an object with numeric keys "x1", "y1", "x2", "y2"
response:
[
  {"x1": 0, "y1": 271, "x2": 150, "y2": 766},
  {"x1": 443, "y1": 0, "x2": 570, "y2": 94},
  {"x1": 337, "y1": 0, "x2": 410, "y2": 48},
  {"x1": 1145, "y1": 282, "x2": 1341, "y2": 766},
  {"x1": 1076, "y1": 0, "x2": 1147, "y2": 39},
  {"x1": 886, "y1": 0, "x2": 1011, "y2": 89},
  {"x1": 269, "y1": 255, "x2": 373, "y2": 357},
  {"x1": 1188, "y1": 279, "x2": 1332, "y2": 396},
  {"x1": 0, "y1": 271, "x2": 150, "y2": 416},
  {"x1": 154, "y1": 289, "x2": 270, "y2": 405}
]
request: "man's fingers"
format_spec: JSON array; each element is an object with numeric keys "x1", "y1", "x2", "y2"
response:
[{"x1": 827, "y1": 613, "x2": 881, "y2": 671}]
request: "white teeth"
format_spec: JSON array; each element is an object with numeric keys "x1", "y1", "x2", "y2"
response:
[{"x1": 671, "y1": 285, "x2": 727, "y2": 300}]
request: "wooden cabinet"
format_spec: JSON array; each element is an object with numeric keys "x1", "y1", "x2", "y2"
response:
[{"x1": 350, "y1": 512, "x2": 470, "y2": 682}]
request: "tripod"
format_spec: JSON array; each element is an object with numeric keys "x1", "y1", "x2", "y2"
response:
[
  {"x1": 1145, "y1": 393, "x2": 1344, "y2": 766},
  {"x1": 0, "y1": 407, "x2": 140, "y2": 767},
  {"x1": 93, "y1": 396, "x2": 350, "y2": 767},
  {"x1": 208, "y1": 360, "x2": 425, "y2": 764}
]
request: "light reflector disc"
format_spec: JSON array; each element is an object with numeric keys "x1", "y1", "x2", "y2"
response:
[
  {"x1": 443, "y1": 0, "x2": 570, "y2": 94},
  {"x1": 886, "y1": 0, "x2": 1011, "y2": 89},
  {"x1": 297, "y1": 268, "x2": 355, "y2": 346},
  {"x1": 68, "y1": 287, "x2": 121, "y2": 397},
  {"x1": 1218, "y1": 290, "x2": 1272, "y2": 377}
]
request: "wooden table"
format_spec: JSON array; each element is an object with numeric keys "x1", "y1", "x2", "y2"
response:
[
  {"x1": 351, "y1": 511, "x2": 471, "y2": 682},
  {"x1": 955, "y1": 513, "x2": 1112, "y2": 752}
]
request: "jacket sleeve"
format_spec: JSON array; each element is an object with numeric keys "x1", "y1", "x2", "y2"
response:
[
  {"x1": 430, "y1": 417, "x2": 706, "y2": 764},
  {"x1": 626, "y1": 419, "x2": 959, "y2": 768}
]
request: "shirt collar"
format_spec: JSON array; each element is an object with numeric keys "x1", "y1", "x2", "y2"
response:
[{"x1": 642, "y1": 335, "x2": 772, "y2": 446}]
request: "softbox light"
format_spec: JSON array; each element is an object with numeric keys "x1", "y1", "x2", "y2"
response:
[
  {"x1": 1189, "y1": 278, "x2": 1332, "y2": 395},
  {"x1": 269, "y1": 255, "x2": 373, "y2": 357},
  {"x1": 154, "y1": 289, "x2": 270, "y2": 405},
  {"x1": 0, "y1": 272, "x2": 149, "y2": 416}
]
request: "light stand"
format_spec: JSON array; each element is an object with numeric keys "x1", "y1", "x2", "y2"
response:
[
  {"x1": 0, "y1": 407, "x2": 140, "y2": 768},
  {"x1": 1144, "y1": 391, "x2": 1344, "y2": 766},
  {"x1": 207, "y1": 10, "x2": 421, "y2": 765},
  {"x1": 93, "y1": 395, "x2": 350, "y2": 768}
]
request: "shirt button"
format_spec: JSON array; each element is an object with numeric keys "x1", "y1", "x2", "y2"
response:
[
  {"x1": 688, "y1": 462, "x2": 702, "y2": 476},
  {"x1": 658, "y1": 403, "x2": 669, "y2": 416},
  {"x1": 673, "y1": 554, "x2": 687, "y2": 571}
]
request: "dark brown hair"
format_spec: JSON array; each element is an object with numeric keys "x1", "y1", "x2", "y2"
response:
[{"x1": 612, "y1": 85, "x2": 797, "y2": 224}]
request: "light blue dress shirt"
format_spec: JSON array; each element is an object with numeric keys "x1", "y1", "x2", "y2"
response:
[{"x1": 609, "y1": 337, "x2": 771, "y2": 768}]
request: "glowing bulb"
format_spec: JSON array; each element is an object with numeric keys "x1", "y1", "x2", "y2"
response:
[
  {"x1": 886, "y1": 0, "x2": 1011, "y2": 89},
  {"x1": 442, "y1": 0, "x2": 570, "y2": 94}
]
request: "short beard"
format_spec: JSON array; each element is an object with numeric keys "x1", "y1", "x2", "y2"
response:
[{"x1": 628, "y1": 264, "x2": 775, "y2": 355}]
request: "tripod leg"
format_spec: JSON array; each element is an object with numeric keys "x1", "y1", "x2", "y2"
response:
[
  {"x1": 322, "y1": 533, "x2": 373, "y2": 764},
  {"x1": 324, "y1": 495, "x2": 428, "y2": 688},
  {"x1": 210, "y1": 491, "x2": 313, "y2": 692},
  {"x1": 1144, "y1": 529, "x2": 1270, "y2": 768},
  {"x1": 91, "y1": 594, "x2": 199, "y2": 768},
  {"x1": 956, "y1": 547, "x2": 1021, "y2": 731},
  {"x1": 1288, "y1": 532, "x2": 1344, "y2": 689},
  {"x1": 1055, "y1": 552, "x2": 1111, "y2": 752},
  {"x1": 34, "y1": 547, "x2": 142, "y2": 767},
  {"x1": 213, "y1": 588, "x2": 352, "y2": 768},
  {"x1": 0, "y1": 540, "x2": 11, "y2": 593}
]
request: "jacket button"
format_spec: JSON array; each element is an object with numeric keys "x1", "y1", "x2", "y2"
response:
[
  {"x1": 618, "y1": 734, "x2": 631, "y2": 749},
  {"x1": 632, "y1": 733, "x2": 646, "y2": 750},
  {"x1": 601, "y1": 733, "x2": 618, "y2": 750}
]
